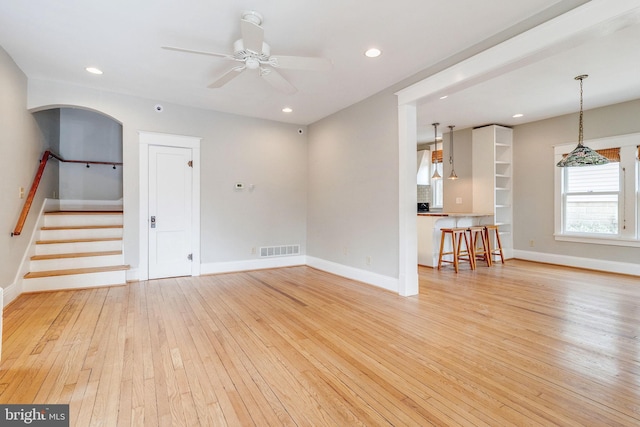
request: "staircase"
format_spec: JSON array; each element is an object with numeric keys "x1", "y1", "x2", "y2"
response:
[{"x1": 23, "y1": 211, "x2": 129, "y2": 292}]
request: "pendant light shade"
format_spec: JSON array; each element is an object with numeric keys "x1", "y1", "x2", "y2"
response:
[
  {"x1": 431, "y1": 122, "x2": 442, "y2": 180},
  {"x1": 556, "y1": 75, "x2": 609, "y2": 167},
  {"x1": 448, "y1": 125, "x2": 458, "y2": 180}
]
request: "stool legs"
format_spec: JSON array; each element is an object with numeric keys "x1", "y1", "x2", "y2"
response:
[
  {"x1": 470, "y1": 226, "x2": 491, "y2": 267},
  {"x1": 438, "y1": 228, "x2": 474, "y2": 272},
  {"x1": 485, "y1": 225, "x2": 505, "y2": 264}
]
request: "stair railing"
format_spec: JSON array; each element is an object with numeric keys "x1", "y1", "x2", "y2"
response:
[{"x1": 11, "y1": 150, "x2": 123, "y2": 236}]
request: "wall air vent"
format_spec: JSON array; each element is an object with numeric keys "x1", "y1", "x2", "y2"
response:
[{"x1": 260, "y1": 244, "x2": 300, "y2": 258}]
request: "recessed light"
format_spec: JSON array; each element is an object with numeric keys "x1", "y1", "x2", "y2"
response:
[
  {"x1": 512, "y1": 113, "x2": 524, "y2": 118},
  {"x1": 439, "y1": 95, "x2": 448, "y2": 100},
  {"x1": 365, "y1": 48, "x2": 381, "y2": 58},
  {"x1": 85, "y1": 67, "x2": 103, "y2": 75},
  {"x1": 282, "y1": 107, "x2": 293, "y2": 113}
]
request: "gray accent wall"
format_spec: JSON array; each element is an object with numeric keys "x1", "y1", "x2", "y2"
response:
[
  {"x1": 59, "y1": 108, "x2": 123, "y2": 200},
  {"x1": 513, "y1": 98, "x2": 640, "y2": 264}
]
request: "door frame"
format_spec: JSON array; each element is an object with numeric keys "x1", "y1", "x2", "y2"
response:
[{"x1": 139, "y1": 131, "x2": 201, "y2": 281}]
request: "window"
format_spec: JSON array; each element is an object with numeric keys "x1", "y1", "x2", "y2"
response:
[
  {"x1": 554, "y1": 133, "x2": 640, "y2": 247},
  {"x1": 563, "y1": 162, "x2": 619, "y2": 234}
]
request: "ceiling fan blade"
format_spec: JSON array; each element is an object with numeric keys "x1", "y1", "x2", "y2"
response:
[
  {"x1": 269, "y1": 55, "x2": 332, "y2": 71},
  {"x1": 162, "y1": 46, "x2": 232, "y2": 59},
  {"x1": 260, "y1": 67, "x2": 297, "y2": 94},
  {"x1": 240, "y1": 19, "x2": 264, "y2": 53},
  {"x1": 208, "y1": 66, "x2": 245, "y2": 88}
]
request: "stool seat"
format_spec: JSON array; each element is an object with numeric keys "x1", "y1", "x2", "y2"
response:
[
  {"x1": 484, "y1": 224, "x2": 505, "y2": 264},
  {"x1": 438, "y1": 227, "x2": 474, "y2": 272}
]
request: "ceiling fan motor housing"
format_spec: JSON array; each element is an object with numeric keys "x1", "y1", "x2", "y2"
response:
[{"x1": 233, "y1": 39, "x2": 270, "y2": 62}]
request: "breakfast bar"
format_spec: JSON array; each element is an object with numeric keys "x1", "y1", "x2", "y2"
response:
[{"x1": 417, "y1": 213, "x2": 494, "y2": 267}]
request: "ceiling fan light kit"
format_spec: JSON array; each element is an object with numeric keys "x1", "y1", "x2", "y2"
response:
[{"x1": 162, "y1": 10, "x2": 331, "y2": 94}]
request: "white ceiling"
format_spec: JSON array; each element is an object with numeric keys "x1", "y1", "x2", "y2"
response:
[
  {"x1": 416, "y1": 7, "x2": 640, "y2": 141},
  {"x1": 0, "y1": 0, "x2": 593, "y2": 127}
]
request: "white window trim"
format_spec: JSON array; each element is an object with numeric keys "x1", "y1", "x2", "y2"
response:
[{"x1": 554, "y1": 132, "x2": 640, "y2": 246}]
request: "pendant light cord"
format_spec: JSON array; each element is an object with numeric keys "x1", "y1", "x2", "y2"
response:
[{"x1": 576, "y1": 74, "x2": 587, "y2": 147}]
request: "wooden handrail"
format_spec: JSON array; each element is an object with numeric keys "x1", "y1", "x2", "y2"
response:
[{"x1": 11, "y1": 150, "x2": 123, "y2": 237}]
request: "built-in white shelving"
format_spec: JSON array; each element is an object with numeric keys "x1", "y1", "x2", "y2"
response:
[{"x1": 472, "y1": 125, "x2": 513, "y2": 259}]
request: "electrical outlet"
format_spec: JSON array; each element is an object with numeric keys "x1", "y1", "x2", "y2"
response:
[
  {"x1": 18, "y1": 187, "x2": 25, "y2": 199},
  {"x1": 343, "y1": 246, "x2": 348, "y2": 256},
  {"x1": 251, "y1": 247, "x2": 256, "y2": 255},
  {"x1": 529, "y1": 239, "x2": 535, "y2": 247},
  {"x1": 366, "y1": 256, "x2": 371, "y2": 265},
  {"x1": 456, "y1": 197, "x2": 462, "y2": 204}
]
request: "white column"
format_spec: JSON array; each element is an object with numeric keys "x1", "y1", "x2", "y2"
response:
[{"x1": 398, "y1": 102, "x2": 419, "y2": 296}]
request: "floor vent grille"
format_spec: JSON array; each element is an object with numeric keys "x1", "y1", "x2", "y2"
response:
[{"x1": 260, "y1": 245, "x2": 300, "y2": 258}]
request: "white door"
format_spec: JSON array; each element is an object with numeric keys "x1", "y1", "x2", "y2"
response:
[{"x1": 148, "y1": 145, "x2": 193, "y2": 279}]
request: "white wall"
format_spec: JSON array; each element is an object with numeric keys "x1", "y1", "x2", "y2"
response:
[
  {"x1": 59, "y1": 108, "x2": 123, "y2": 200},
  {"x1": 513, "y1": 98, "x2": 640, "y2": 265},
  {"x1": 0, "y1": 47, "x2": 56, "y2": 292},
  {"x1": 28, "y1": 79, "x2": 307, "y2": 276}
]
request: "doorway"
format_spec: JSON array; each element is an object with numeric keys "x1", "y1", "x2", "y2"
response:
[{"x1": 139, "y1": 132, "x2": 201, "y2": 281}]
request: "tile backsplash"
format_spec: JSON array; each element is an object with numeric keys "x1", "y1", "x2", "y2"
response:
[{"x1": 417, "y1": 185, "x2": 430, "y2": 203}]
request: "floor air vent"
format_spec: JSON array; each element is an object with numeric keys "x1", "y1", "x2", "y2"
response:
[{"x1": 260, "y1": 245, "x2": 300, "y2": 257}]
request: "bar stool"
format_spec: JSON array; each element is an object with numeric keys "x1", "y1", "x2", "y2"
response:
[
  {"x1": 438, "y1": 227, "x2": 475, "y2": 272},
  {"x1": 469, "y1": 226, "x2": 491, "y2": 267},
  {"x1": 484, "y1": 224, "x2": 505, "y2": 264}
]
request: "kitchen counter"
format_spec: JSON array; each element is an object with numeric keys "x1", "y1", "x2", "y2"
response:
[
  {"x1": 418, "y1": 212, "x2": 493, "y2": 217},
  {"x1": 417, "y1": 213, "x2": 494, "y2": 267}
]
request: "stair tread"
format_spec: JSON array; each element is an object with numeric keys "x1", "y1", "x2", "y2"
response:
[
  {"x1": 24, "y1": 265, "x2": 130, "y2": 279},
  {"x1": 31, "y1": 250, "x2": 123, "y2": 261},
  {"x1": 45, "y1": 210, "x2": 123, "y2": 215},
  {"x1": 36, "y1": 237, "x2": 122, "y2": 244},
  {"x1": 42, "y1": 225, "x2": 123, "y2": 230}
]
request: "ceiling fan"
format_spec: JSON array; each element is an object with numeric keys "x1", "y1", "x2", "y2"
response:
[{"x1": 162, "y1": 11, "x2": 331, "y2": 94}]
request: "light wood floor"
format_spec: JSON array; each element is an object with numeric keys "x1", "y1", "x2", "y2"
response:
[{"x1": 1, "y1": 260, "x2": 639, "y2": 426}]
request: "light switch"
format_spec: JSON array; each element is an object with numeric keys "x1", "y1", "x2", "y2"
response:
[{"x1": 456, "y1": 197, "x2": 462, "y2": 204}]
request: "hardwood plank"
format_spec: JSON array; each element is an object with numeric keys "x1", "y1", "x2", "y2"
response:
[
  {"x1": 31, "y1": 251, "x2": 123, "y2": 261},
  {"x1": 35, "y1": 237, "x2": 122, "y2": 245},
  {"x1": 24, "y1": 265, "x2": 130, "y2": 279},
  {"x1": 1, "y1": 261, "x2": 639, "y2": 426}
]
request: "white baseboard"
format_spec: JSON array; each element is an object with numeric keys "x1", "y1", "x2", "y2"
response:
[
  {"x1": 2, "y1": 282, "x2": 19, "y2": 307},
  {"x1": 126, "y1": 268, "x2": 140, "y2": 282},
  {"x1": 305, "y1": 256, "x2": 398, "y2": 293},
  {"x1": 200, "y1": 256, "x2": 306, "y2": 276},
  {"x1": 514, "y1": 249, "x2": 640, "y2": 276}
]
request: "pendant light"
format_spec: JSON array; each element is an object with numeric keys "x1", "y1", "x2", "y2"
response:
[
  {"x1": 448, "y1": 125, "x2": 458, "y2": 180},
  {"x1": 556, "y1": 75, "x2": 609, "y2": 167},
  {"x1": 431, "y1": 122, "x2": 442, "y2": 180}
]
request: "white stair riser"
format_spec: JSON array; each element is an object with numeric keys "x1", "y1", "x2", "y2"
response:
[
  {"x1": 23, "y1": 270, "x2": 127, "y2": 293},
  {"x1": 30, "y1": 254, "x2": 124, "y2": 272},
  {"x1": 35, "y1": 240, "x2": 123, "y2": 255},
  {"x1": 39, "y1": 227, "x2": 123, "y2": 241},
  {"x1": 44, "y1": 214, "x2": 123, "y2": 228}
]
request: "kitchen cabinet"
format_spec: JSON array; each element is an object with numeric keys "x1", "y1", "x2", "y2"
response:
[{"x1": 472, "y1": 124, "x2": 513, "y2": 259}]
